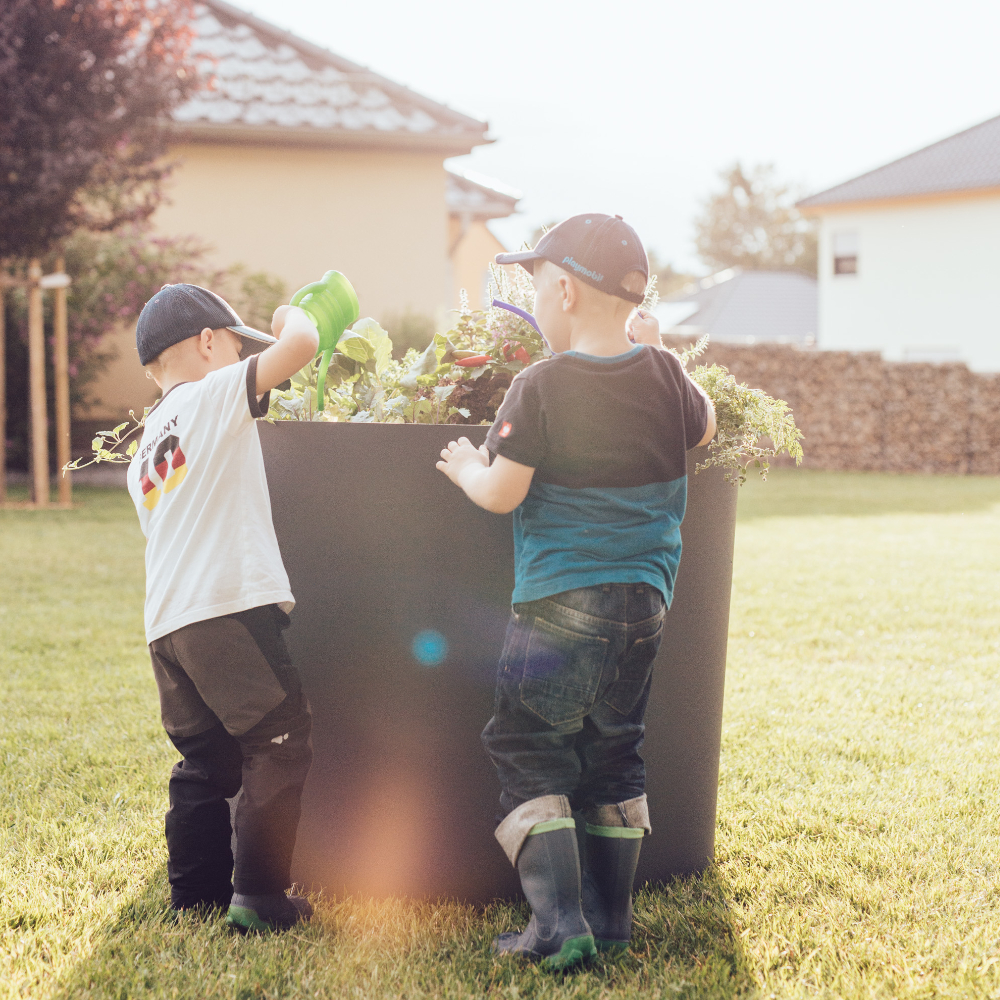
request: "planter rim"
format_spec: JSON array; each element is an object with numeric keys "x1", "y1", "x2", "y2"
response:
[{"x1": 262, "y1": 421, "x2": 488, "y2": 430}]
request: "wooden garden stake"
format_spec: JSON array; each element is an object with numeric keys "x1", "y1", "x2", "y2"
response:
[
  {"x1": 0, "y1": 281, "x2": 5, "y2": 505},
  {"x1": 28, "y1": 259, "x2": 48, "y2": 507},
  {"x1": 53, "y1": 257, "x2": 71, "y2": 506}
]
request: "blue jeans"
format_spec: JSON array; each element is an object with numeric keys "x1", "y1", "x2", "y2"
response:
[{"x1": 481, "y1": 583, "x2": 665, "y2": 821}]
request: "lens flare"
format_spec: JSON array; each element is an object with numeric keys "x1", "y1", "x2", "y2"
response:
[{"x1": 411, "y1": 629, "x2": 448, "y2": 666}]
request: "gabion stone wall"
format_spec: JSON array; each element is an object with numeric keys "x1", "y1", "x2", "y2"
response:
[{"x1": 671, "y1": 338, "x2": 1000, "y2": 475}]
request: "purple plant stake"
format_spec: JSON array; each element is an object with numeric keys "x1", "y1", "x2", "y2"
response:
[{"x1": 491, "y1": 298, "x2": 550, "y2": 350}]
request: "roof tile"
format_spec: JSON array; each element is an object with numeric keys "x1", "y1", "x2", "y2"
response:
[
  {"x1": 799, "y1": 114, "x2": 1000, "y2": 208},
  {"x1": 173, "y1": 0, "x2": 487, "y2": 145}
]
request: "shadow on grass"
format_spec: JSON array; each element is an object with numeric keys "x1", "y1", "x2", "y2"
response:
[
  {"x1": 49, "y1": 864, "x2": 754, "y2": 1000},
  {"x1": 478, "y1": 866, "x2": 755, "y2": 998},
  {"x1": 631, "y1": 867, "x2": 754, "y2": 997},
  {"x1": 49, "y1": 866, "x2": 230, "y2": 1000},
  {"x1": 736, "y1": 467, "x2": 1000, "y2": 521}
]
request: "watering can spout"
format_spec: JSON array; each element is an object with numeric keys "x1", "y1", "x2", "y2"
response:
[{"x1": 290, "y1": 270, "x2": 360, "y2": 412}]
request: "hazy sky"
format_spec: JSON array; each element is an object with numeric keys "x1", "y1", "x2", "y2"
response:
[{"x1": 237, "y1": 0, "x2": 1000, "y2": 272}]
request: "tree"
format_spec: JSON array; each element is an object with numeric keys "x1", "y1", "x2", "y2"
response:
[
  {"x1": 2, "y1": 226, "x2": 286, "y2": 469},
  {"x1": 694, "y1": 163, "x2": 817, "y2": 276},
  {"x1": 0, "y1": 0, "x2": 201, "y2": 260},
  {"x1": 646, "y1": 250, "x2": 695, "y2": 299}
]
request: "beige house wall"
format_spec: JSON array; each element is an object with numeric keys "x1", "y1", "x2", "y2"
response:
[
  {"x1": 81, "y1": 323, "x2": 162, "y2": 421},
  {"x1": 156, "y1": 143, "x2": 450, "y2": 318},
  {"x1": 77, "y1": 142, "x2": 452, "y2": 420},
  {"x1": 449, "y1": 218, "x2": 507, "y2": 310}
]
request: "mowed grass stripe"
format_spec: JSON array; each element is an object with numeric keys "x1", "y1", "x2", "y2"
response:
[{"x1": 1, "y1": 474, "x2": 998, "y2": 999}]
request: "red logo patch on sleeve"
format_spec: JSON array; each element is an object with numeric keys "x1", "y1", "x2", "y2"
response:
[{"x1": 499, "y1": 421, "x2": 512, "y2": 438}]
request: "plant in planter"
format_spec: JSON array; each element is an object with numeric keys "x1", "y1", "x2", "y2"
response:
[
  {"x1": 68, "y1": 269, "x2": 804, "y2": 483},
  {"x1": 263, "y1": 263, "x2": 802, "y2": 484}
]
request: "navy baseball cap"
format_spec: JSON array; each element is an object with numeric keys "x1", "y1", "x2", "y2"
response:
[
  {"x1": 136, "y1": 283, "x2": 276, "y2": 366},
  {"x1": 496, "y1": 214, "x2": 649, "y2": 305}
]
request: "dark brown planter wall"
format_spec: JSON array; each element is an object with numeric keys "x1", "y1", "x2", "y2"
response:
[{"x1": 259, "y1": 422, "x2": 737, "y2": 903}]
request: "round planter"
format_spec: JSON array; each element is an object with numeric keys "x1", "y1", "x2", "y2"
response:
[{"x1": 259, "y1": 421, "x2": 737, "y2": 903}]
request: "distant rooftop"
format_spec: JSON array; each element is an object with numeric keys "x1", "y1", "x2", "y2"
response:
[
  {"x1": 798, "y1": 113, "x2": 1000, "y2": 210},
  {"x1": 446, "y1": 168, "x2": 520, "y2": 220},
  {"x1": 654, "y1": 269, "x2": 817, "y2": 346},
  {"x1": 172, "y1": 0, "x2": 490, "y2": 153}
]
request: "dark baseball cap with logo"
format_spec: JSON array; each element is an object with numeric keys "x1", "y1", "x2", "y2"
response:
[
  {"x1": 136, "y1": 283, "x2": 277, "y2": 366},
  {"x1": 496, "y1": 213, "x2": 648, "y2": 305}
]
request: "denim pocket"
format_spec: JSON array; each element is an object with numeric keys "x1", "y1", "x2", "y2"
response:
[
  {"x1": 603, "y1": 621, "x2": 664, "y2": 716},
  {"x1": 519, "y1": 617, "x2": 610, "y2": 726}
]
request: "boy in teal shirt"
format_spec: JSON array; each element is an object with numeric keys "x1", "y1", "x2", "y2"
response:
[{"x1": 437, "y1": 214, "x2": 715, "y2": 969}]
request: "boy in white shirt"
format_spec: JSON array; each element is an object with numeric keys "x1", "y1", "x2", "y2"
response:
[{"x1": 127, "y1": 284, "x2": 318, "y2": 932}]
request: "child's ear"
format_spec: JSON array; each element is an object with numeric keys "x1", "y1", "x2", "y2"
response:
[
  {"x1": 196, "y1": 327, "x2": 214, "y2": 359},
  {"x1": 559, "y1": 274, "x2": 576, "y2": 312}
]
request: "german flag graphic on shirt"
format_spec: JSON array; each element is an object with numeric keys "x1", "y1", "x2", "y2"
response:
[{"x1": 140, "y1": 435, "x2": 187, "y2": 510}]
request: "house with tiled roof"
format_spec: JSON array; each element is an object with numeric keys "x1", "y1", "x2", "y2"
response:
[
  {"x1": 798, "y1": 113, "x2": 1000, "y2": 371},
  {"x1": 653, "y1": 268, "x2": 817, "y2": 346},
  {"x1": 85, "y1": 0, "x2": 519, "y2": 420}
]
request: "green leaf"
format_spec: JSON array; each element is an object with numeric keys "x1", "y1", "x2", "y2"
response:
[
  {"x1": 91, "y1": 436, "x2": 104, "y2": 451},
  {"x1": 324, "y1": 359, "x2": 353, "y2": 389},
  {"x1": 112, "y1": 422, "x2": 128, "y2": 436},
  {"x1": 126, "y1": 441, "x2": 138, "y2": 457},
  {"x1": 399, "y1": 339, "x2": 439, "y2": 389},
  {"x1": 351, "y1": 318, "x2": 393, "y2": 375},
  {"x1": 408, "y1": 398, "x2": 435, "y2": 423},
  {"x1": 334, "y1": 330, "x2": 374, "y2": 365},
  {"x1": 433, "y1": 332, "x2": 455, "y2": 365}
]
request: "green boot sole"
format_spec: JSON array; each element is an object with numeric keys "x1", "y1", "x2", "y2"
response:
[
  {"x1": 225, "y1": 905, "x2": 272, "y2": 934},
  {"x1": 595, "y1": 937, "x2": 630, "y2": 954},
  {"x1": 542, "y1": 933, "x2": 597, "y2": 970}
]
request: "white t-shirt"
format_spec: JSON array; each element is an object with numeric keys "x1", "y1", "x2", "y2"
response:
[{"x1": 127, "y1": 357, "x2": 294, "y2": 643}]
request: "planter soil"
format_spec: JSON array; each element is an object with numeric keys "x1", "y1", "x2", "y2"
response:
[{"x1": 259, "y1": 421, "x2": 737, "y2": 903}]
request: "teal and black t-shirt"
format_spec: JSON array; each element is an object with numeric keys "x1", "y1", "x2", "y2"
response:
[{"x1": 485, "y1": 344, "x2": 709, "y2": 606}]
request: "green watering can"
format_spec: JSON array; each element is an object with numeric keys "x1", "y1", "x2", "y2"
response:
[{"x1": 290, "y1": 270, "x2": 360, "y2": 411}]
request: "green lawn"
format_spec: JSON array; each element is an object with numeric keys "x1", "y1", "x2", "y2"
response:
[{"x1": 2, "y1": 472, "x2": 999, "y2": 999}]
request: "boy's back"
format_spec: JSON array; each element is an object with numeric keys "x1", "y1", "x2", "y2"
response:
[
  {"x1": 128, "y1": 356, "x2": 292, "y2": 643},
  {"x1": 486, "y1": 345, "x2": 708, "y2": 605}
]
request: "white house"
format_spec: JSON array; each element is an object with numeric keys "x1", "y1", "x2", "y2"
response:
[{"x1": 798, "y1": 113, "x2": 1000, "y2": 372}]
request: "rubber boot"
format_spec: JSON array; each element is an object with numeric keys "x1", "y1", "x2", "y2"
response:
[
  {"x1": 492, "y1": 823, "x2": 596, "y2": 970},
  {"x1": 581, "y1": 825, "x2": 643, "y2": 953},
  {"x1": 226, "y1": 891, "x2": 313, "y2": 933}
]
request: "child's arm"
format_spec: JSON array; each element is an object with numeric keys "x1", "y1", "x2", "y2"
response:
[
  {"x1": 254, "y1": 305, "x2": 320, "y2": 395},
  {"x1": 628, "y1": 310, "x2": 716, "y2": 446},
  {"x1": 693, "y1": 387, "x2": 716, "y2": 446},
  {"x1": 436, "y1": 438, "x2": 535, "y2": 514}
]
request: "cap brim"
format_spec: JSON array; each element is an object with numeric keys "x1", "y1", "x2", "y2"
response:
[
  {"x1": 227, "y1": 325, "x2": 277, "y2": 346},
  {"x1": 495, "y1": 250, "x2": 543, "y2": 273}
]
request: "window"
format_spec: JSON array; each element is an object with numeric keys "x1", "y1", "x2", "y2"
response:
[{"x1": 833, "y1": 231, "x2": 858, "y2": 275}]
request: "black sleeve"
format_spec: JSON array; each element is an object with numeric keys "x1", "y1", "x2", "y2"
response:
[
  {"x1": 674, "y1": 356, "x2": 709, "y2": 450},
  {"x1": 484, "y1": 372, "x2": 546, "y2": 469},
  {"x1": 245, "y1": 354, "x2": 271, "y2": 419}
]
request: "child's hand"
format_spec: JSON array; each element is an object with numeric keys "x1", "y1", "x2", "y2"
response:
[
  {"x1": 271, "y1": 304, "x2": 293, "y2": 337},
  {"x1": 627, "y1": 309, "x2": 661, "y2": 347},
  {"x1": 436, "y1": 437, "x2": 489, "y2": 487}
]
